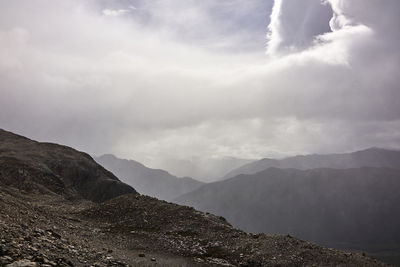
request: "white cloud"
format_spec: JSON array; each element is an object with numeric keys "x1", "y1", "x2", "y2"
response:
[
  {"x1": 102, "y1": 9, "x2": 130, "y2": 17},
  {"x1": 266, "y1": 0, "x2": 332, "y2": 55},
  {"x1": 0, "y1": 0, "x2": 399, "y2": 171}
]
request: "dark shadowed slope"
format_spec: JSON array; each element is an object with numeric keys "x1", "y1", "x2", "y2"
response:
[
  {"x1": 175, "y1": 167, "x2": 400, "y2": 264},
  {"x1": 95, "y1": 154, "x2": 204, "y2": 201},
  {"x1": 223, "y1": 148, "x2": 400, "y2": 179},
  {"x1": 0, "y1": 129, "x2": 136, "y2": 202}
]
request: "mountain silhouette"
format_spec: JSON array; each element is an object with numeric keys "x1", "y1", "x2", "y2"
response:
[
  {"x1": 176, "y1": 166, "x2": 400, "y2": 264},
  {"x1": 95, "y1": 154, "x2": 204, "y2": 201},
  {"x1": 0, "y1": 129, "x2": 136, "y2": 202},
  {"x1": 223, "y1": 147, "x2": 400, "y2": 179}
]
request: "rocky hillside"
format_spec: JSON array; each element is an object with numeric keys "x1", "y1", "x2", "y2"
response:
[
  {"x1": 223, "y1": 148, "x2": 400, "y2": 179},
  {"x1": 175, "y1": 167, "x2": 400, "y2": 264},
  {"x1": 0, "y1": 129, "x2": 135, "y2": 202},
  {"x1": 0, "y1": 129, "x2": 387, "y2": 266},
  {"x1": 95, "y1": 154, "x2": 203, "y2": 201}
]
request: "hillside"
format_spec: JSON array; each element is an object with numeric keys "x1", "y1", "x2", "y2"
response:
[
  {"x1": 175, "y1": 167, "x2": 400, "y2": 264},
  {"x1": 223, "y1": 148, "x2": 400, "y2": 179},
  {"x1": 95, "y1": 154, "x2": 204, "y2": 201},
  {"x1": 0, "y1": 129, "x2": 136, "y2": 202},
  {"x1": 0, "y1": 129, "x2": 386, "y2": 266}
]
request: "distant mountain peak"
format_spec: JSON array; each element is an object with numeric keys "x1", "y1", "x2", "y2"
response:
[
  {"x1": 98, "y1": 153, "x2": 118, "y2": 159},
  {"x1": 95, "y1": 154, "x2": 204, "y2": 201},
  {"x1": 223, "y1": 147, "x2": 400, "y2": 179}
]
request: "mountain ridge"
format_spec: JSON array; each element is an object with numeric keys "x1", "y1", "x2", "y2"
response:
[
  {"x1": 0, "y1": 128, "x2": 136, "y2": 202},
  {"x1": 223, "y1": 147, "x2": 400, "y2": 179},
  {"x1": 175, "y1": 166, "x2": 400, "y2": 264},
  {"x1": 95, "y1": 153, "x2": 204, "y2": 201}
]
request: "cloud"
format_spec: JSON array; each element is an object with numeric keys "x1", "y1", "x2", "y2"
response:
[
  {"x1": 102, "y1": 9, "x2": 130, "y2": 17},
  {"x1": 120, "y1": 0, "x2": 271, "y2": 52},
  {"x1": 0, "y1": 0, "x2": 399, "y2": 170},
  {"x1": 264, "y1": 0, "x2": 400, "y2": 118},
  {"x1": 266, "y1": 0, "x2": 332, "y2": 55}
]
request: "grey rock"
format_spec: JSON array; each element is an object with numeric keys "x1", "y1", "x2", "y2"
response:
[{"x1": 6, "y1": 259, "x2": 38, "y2": 267}]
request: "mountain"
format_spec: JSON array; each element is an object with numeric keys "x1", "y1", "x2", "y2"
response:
[
  {"x1": 0, "y1": 128, "x2": 385, "y2": 266},
  {"x1": 175, "y1": 167, "x2": 400, "y2": 264},
  {"x1": 223, "y1": 148, "x2": 400, "y2": 179},
  {"x1": 0, "y1": 129, "x2": 136, "y2": 202},
  {"x1": 149, "y1": 156, "x2": 254, "y2": 182},
  {"x1": 95, "y1": 154, "x2": 204, "y2": 201}
]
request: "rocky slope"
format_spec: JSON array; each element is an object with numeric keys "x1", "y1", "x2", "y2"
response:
[
  {"x1": 0, "y1": 187, "x2": 386, "y2": 267},
  {"x1": 223, "y1": 148, "x2": 400, "y2": 179},
  {"x1": 0, "y1": 129, "x2": 388, "y2": 266},
  {"x1": 95, "y1": 154, "x2": 203, "y2": 201},
  {"x1": 0, "y1": 129, "x2": 136, "y2": 202}
]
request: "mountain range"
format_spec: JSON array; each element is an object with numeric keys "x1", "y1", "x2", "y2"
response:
[
  {"x1": 175, "y1": 149, "x2": 400, "y2": 265},
  {"x1": 95, "y1": 154, "x2": 204, "y2": 201},
  {"x1": 1, "y1": 128, "x2": 384, "y2": 266},
  {"x1": 223, "y1": 147, "x2": 400, "y2": 179},
  {"x1": 176, "y1": 167, "x2": 400, "y2": 240}
]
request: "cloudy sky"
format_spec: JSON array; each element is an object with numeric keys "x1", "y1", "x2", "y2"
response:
[{"x1": 1, "y1": 0, "x2": 400, "y2": 170}]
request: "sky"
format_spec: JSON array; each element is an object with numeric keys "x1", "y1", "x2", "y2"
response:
[{"x1": 1, "y1": 0, "x2": 400, "y2": 172}]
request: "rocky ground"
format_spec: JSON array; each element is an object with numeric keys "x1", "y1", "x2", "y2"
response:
[
  {"x1": 0, "y1": 186, "x2": 387, "y2": 267},
  {"x1": 0, "y1": 187, "x2": 202, "y2": 267}
]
